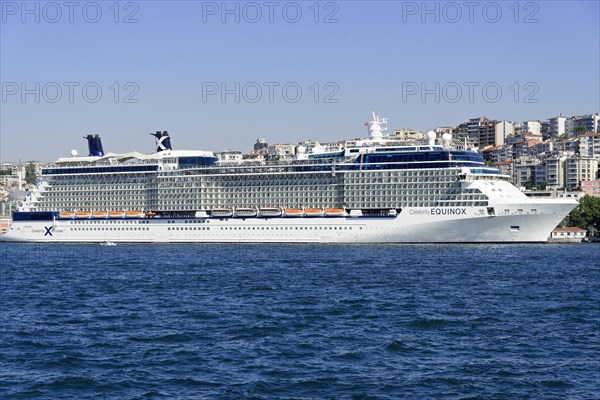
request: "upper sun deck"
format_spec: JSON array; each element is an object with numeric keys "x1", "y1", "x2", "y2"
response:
[
  {"x1": 42, "y1": 140, "x2": 490, "y2": 177},
  {"x1": 54, "y1": 149, "x2": 215, "y2": 166},
  {"x1": 42, "y1": 113, "x2": 486, "y2": 176},
  {"x1": 44, "y1": 150, "x2": 218, "y2": 176}
]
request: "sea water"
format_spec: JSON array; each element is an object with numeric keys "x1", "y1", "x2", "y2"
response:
[{"x1": 1, "y1": 243, "x2": 599, "y2": 399}]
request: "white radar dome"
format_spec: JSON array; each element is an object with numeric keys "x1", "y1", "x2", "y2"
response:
[
  {"x1": 427, "y1": 131, "x2": 436, "y2": 146},
  {"x1": 442, "y1": 133, "x2": 452, "y2": 142},
  {"x1": 70, "y1": 149, "x2": 78, "y2": 157}
]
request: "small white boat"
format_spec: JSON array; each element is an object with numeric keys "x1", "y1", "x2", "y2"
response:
[
  {"x1": 211, "y1": 208, "x2": 233, "y2": 218},
  {"x1": 234, "y1": 207, "x2": 257, "y2": 218},
  {"x1": 259, "y1": 207, "x2": 283, "y2": 217},
  {"x1": 100, "y1": 241, "x2": 117, "y2": 246}
]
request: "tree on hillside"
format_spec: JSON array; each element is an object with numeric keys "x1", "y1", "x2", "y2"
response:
[
  {"x1": 538, "y1": 182, "x2": 548, "y2": 190},
  {"x1": 25, "y1": 163, "x2": 37, "y2": 185},
  {"x1": 567, "y1": 195, "x2": 600, "y2": 237},
  {"x1": 522, "y1": 181, "x2": 534, "y2": 190}
]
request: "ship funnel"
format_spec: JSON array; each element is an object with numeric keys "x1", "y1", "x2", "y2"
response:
[
  {"x1": 151, "y1": 131, "x2": 173, "y2": 152},
  {"x1": 83, "y1": 134, "x2": 104, "y2": 157}
]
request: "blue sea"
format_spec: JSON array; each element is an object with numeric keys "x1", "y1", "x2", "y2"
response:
[{"x1": 1, "y1": 243, "x2": 599, "y2": 399}]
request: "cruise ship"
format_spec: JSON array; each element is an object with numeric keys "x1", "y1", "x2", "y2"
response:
[{"x1": 2, "y1": 114, "x2": 578, "y2": 243}]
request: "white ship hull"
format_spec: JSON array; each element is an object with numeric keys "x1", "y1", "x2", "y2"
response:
[
  {"x1": 4, "y1": 116, "x2": 580, "y2": 244},
  {"x1": 1, "y1": 202, "x2": 575, "y2": 243}
]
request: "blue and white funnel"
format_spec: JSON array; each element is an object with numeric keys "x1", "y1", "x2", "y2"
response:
[
  {"x1": 151, "y1": 131, "x2": 173, "y2": 152},
  {"x1": 83, "y1": 134, "x2": 104, "y2": 156}
]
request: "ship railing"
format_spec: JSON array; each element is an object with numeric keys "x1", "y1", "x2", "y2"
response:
[
  {"x1": 460, "y1": 170, "x2": 511, "y2": 182},
  {"x1": 46, "y1": 159, "x2": 161, "y2": 168},
  {"x1": 171, "y1": 158, "x2": 356, "y2": 175}
]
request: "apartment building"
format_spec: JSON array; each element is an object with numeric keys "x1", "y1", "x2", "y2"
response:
[
  {"x1": 565, "y1": 156, "x2": 599, "y2": 190},
  {"x1": 579, "y1": 133, "x2": 600, "y2": 160}
]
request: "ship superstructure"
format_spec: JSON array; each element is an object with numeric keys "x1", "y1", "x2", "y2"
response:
[{"x1": 2, "y1": 114, "x2": 578, "y2": 243}]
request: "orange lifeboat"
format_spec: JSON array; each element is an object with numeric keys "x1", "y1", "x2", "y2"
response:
[
  {"x1": 304, "y1": 208, "x2": 324, "y2": 217},
  {"x1": 108, "y1": 211, "x2": 125, "y2": 218},
  {"x1": 74, "y1": 211, "x2": 92, "y2": 219},
  {"x1": 324, "y1": 208, "x2": 346, "y2": 217},
  {"x1": 283, "y1": 208, "x2": 303, "y2": 217},
  {"x1": 124, "y1": 211, "x2": 144, "y2": 218},
  {"x1": 59, "y1": 211, "x2": 75, "y2": 219},
  {"x1": 92, "y1": 211, "x2": 108, "y2": 218}
]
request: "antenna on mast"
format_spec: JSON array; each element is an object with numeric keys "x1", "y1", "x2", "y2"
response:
[{"x1": 367, "y1": 112, "x2": 388, "y2": 140}]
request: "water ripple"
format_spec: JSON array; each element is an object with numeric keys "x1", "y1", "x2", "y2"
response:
[{"x1": 1, "y1": 243, "x2": 599, "y2": 399}]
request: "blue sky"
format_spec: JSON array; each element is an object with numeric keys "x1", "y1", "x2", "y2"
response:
[{"x1": 1, "y1": 0, "x2": 599, "y2": 162}]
